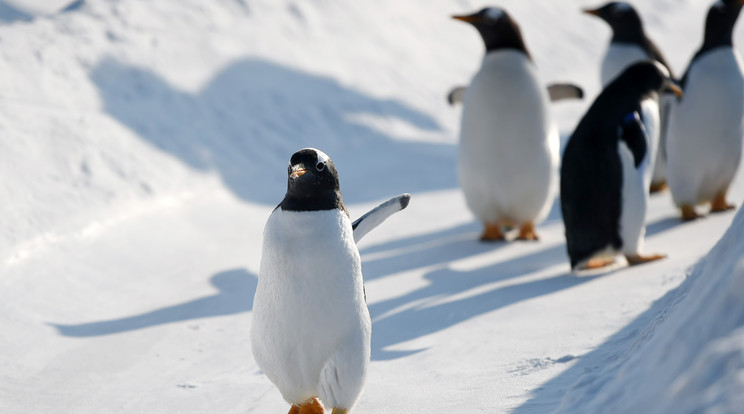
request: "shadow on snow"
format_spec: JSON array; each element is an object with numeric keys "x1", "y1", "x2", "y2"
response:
[
  {"x1": 90, "y1": 57, "x2": 456, "y2": 205},
  {"x1": 50, "y1": 269, "x2": 257, "y2": 337}
]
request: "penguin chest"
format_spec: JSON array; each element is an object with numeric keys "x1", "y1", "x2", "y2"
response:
[
  {"x1": 617, "y1": 140, "x2": 647, "y2": 254},
  {"x1": 601, "y1": 44, "x2": 648, "y2": 85},
  {"x1": 458, "y1": 51, "x2": 555, "y2": 222},
  {"x1": 252, "y1": 208, "x2": 370, "y2": 399},
  {"x1": 639, "y1": 96, "x2": 660, "y2": 185}
]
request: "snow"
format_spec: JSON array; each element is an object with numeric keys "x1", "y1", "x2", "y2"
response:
[{"x1": 1, "y1": 0, "x2": 743, "y2": 413}]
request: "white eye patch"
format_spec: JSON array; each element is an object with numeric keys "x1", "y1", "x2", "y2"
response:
[
  {"x1": 300, "y1": 147, "x2": 330, "y2": 165},
  {"x1": 613, "y1": 2, "x2": 632, "y2": 12},
  {"x1": 652, "y1": 60, "x2": 670, "y2": 79},
  {"x1": 484, "y1": 7, "x2": 505, "y2": 20}
]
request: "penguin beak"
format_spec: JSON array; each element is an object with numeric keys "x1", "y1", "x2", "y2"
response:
[
  {"x1": 582, "y1": 8, "x2": 601, "y2": 16},
  {"x1": 664, "y1": 80, "x2": 684, "y2": 98},
  {"x1": 290, "y1": 165, "x2": 307, "y2": 178},
  {"x1": 452, "y1": 14, "x2": 483, "y2": 24}
]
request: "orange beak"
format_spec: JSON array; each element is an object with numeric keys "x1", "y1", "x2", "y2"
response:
[
  {"x1": 290, "y1": 167, "x2": 307, "y2": 178},
  {"x1": 452, "y1": 14, "x2": 483, "y2": 24}
]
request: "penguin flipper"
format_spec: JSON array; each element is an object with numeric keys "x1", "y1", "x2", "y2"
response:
[
  {"x1": 352, "y1": 194, "x2": 411, "y2": 243},
  {"x1": 547, "y1": 83, "x2": 584, "y2": 102},
  {"x1": 620, "y1": 112, "x2": 648, "y2": 168},
  {"x1": 447, "y1": 86, "x2": 467, "y2": 105}
]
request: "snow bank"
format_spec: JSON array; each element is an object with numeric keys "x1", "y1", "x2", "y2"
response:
[{"x1": 555, "y1": 207, "x2": 744, "y2": 413}]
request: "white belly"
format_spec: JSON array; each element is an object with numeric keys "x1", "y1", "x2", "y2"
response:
[
  {"x1": 618, "y1": 141, "x2": 647, "y2": 255},
  {"x1": 640, "y1": 96, "x2": 661, "y2": 187},
  {"x1": 667, "y1": 48, "x2": 744, "y2": 206},
  {"x1": 251, "y1": 208, "x2": 371, "y2": 408},
  {"x1": 601, "y1": 43, "x2": 649, "y2": 86},
  {"x1": 458, "y1": 51, "x2": 557, "y2": 225}
]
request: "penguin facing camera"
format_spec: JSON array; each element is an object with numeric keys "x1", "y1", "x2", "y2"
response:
[
  {"x1": 251, "y1": 148, "x2": 410, "y2": 414},
  {"x1": 666, "y1": 0, "x2": 744, "y2": 221},
  {"x1": 452, "y1": 7, "x2": 560, "y2": 242},
  {"x1": 583, "y1": 1, "x2": 675, "y2": 193},
  {"x1": 561, "y1": 61, "x2": 682, "y2": 271}
]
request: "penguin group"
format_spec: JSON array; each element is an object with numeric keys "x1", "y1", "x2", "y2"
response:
[
  {"x1": 251, "y1": 2, "x2": 744, "y2": 412},
  {"x1": 451, "y1": 1, "x2": 744, "y2": 270}
]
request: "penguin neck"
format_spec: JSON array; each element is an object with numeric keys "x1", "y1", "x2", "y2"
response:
[
  {"x1": 700, "y1": 11, "x2": 740, "y2": 53},
  {"x1": 478, "y1": 28, "x2": 532, "y2": 60},
  {"x1": 609, "y1": 19, "x2": 646, "y2": 47},
  {"x1": 279, "y1": 189, "x2": 348, "y2": 213}
]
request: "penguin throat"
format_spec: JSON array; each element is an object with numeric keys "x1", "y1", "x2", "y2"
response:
[{"x1": 279, "y1": 189, "x2": 347, "y2": 213}]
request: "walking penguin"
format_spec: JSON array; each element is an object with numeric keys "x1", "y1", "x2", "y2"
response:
[
  {"x1": 251, "y1": 148, "x2": 410, "y2": 414},
  {"x1": 560, "y1": 61, "x2": 682, "y2": 271},
  {"x1": 666, "y1": 0, "x2": 744, "y2": 221},
  {"x1": 453, "y1": 7, "x2": 559, "y2": 242}
]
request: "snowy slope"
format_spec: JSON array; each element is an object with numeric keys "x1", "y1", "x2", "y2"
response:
[{"x1": 1, "y1": 0, "x2": 744, "y2": 413}]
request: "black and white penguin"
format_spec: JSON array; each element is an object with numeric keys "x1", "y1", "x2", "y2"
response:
[
  {"x1": 561, "y1": 61, "x2": 681, "y2": 271},
  {"x1": 251, "y1": 148, "x2": 409, "y2": 414},
  {"x1": 583, "y1": 2, "x2": 675, "y2": 193},
  {"x1": 453, "y1": 7, "x2": 559, "y2": 241},
  {"x1": 666, "y1": 0, "x2": 744, "y2": 221}
]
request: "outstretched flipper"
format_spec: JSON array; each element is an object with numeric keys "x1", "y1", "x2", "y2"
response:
[
  {"x1": 448, "y1": 83, "x2": 583, "y2": 106},
  {"x1": 352, "y1": 194, "x2": 411, "y2": 243},
  {"x1": 546, "y1": 83, "x2": 584, "y2": 102},
  {"x1": 447, "y1": 86, "x2": 467, "y2": 105}
]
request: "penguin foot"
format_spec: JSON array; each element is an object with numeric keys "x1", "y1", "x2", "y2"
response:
[
  {"x1": 649, "y1": 181, "x2": 667, "y2": 193},
  {"x1": 680, "y1": 205, "x2": 702, "y2": 221},
  {"x1": 517, "y1": 222, "x2": 539, "y2": 241},
  {"x1": 625, "y1": 253, "x2": 667, "y2": 266},
  {"x1": 331, "y1": 409, "x2": 349, "y2": 414},
  {"x1": 710, "y1": 194, "x2": 735, "y2": 213},
  {"x1": 585, "y1": 257, "x2": 616, "y2": 270},
  {"x1": 292, "y1": 398, "x2": 324, "y2": 414},
  {"x1": 480, "y1": 223, "x2": 505, "y2": 242}
]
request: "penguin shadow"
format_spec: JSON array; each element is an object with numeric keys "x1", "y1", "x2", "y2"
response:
[
  {"x1": 645, "y1": 216, "x2": 687, "y2": 237},
  {"x1": 368, "y1": 242, "x2": 584, "y2": 360},
  {"x1": 360, "y1": 197, "x2": 566, "y2": 281},
  {"x1": 0, "y1": 1, "x2": 32, "y2": 23},
  {"x1": 90, "y1": 57, "x2": 456, "y2": 205},
  {"x1": 359, "y1": 222, "x2": 500, "y2": 281},
  {"x1": 49, "y1": 269, "x2": 256, "y2": 337}
]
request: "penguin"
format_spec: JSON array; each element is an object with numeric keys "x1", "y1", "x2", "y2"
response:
[
  {"x1": 583, "y1": 2, "x2": 675, "y2": 193},
  {"x1": 452, "y1": 7, "x2": 559, "y2": 241},
  {"x1": 251, "y1": 148, "x2": 409, "y2": 414},
  {"x1": 666, "y1": 0, "x2": 744, "y2": 221},
  {"x1": 561, "y1": 61, "x2": 682, "y2": 271}
]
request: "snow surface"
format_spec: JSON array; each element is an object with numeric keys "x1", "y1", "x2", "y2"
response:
[{"x1": 1, "y1": 0, "x2": 744, "y2": 413}]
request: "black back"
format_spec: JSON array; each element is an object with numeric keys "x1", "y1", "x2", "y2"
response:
[
  {"x1": 453, "y1": 7, "x2": 531, "y2": 59},
  {"x1": 681, "y1": 0, "x2": 743, "y2": 88},
  {"x1": 587, "y1": 2, "x2": 674, "y2": 76},
  {"x1": 560, "y1": 62, "x2": 668, "y2": 268},
  {"x1": 278, "y1": 148, "x2": 348, "y2": 214}
]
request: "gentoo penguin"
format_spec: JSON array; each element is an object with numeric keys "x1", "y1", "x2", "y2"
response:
[
  {"x1": 561, "y1": 61, "x2": 682, "y2": 271},
  {"x1": 251, "y1": 148, "x2": 409, "y2": 414},
  {"x1": 666, "y1": 0, "x2": 744, "y2": 221},
  {"x1": 453, "y1": 7, "x2": 559, "y2": 241},
  {"x1": 584, "y1": 2, "x2": 675, "y2": 193}
]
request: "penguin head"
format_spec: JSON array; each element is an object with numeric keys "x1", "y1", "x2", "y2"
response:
[
  {"x1": 703, "y1": 0, "x2": 744, "y2": 48},
  {"x1": 583, "y1": 2, "x2": 644, "y2": 42},
  {"x1": 452, "y1": 7, "x2": 530, "y2": 57},
  {"x1": 281, "y1": 148, "x2": 346, "y2": 212},
  {"x1": 616, "y1": 61, "x2": 683, "y2": 98}
]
